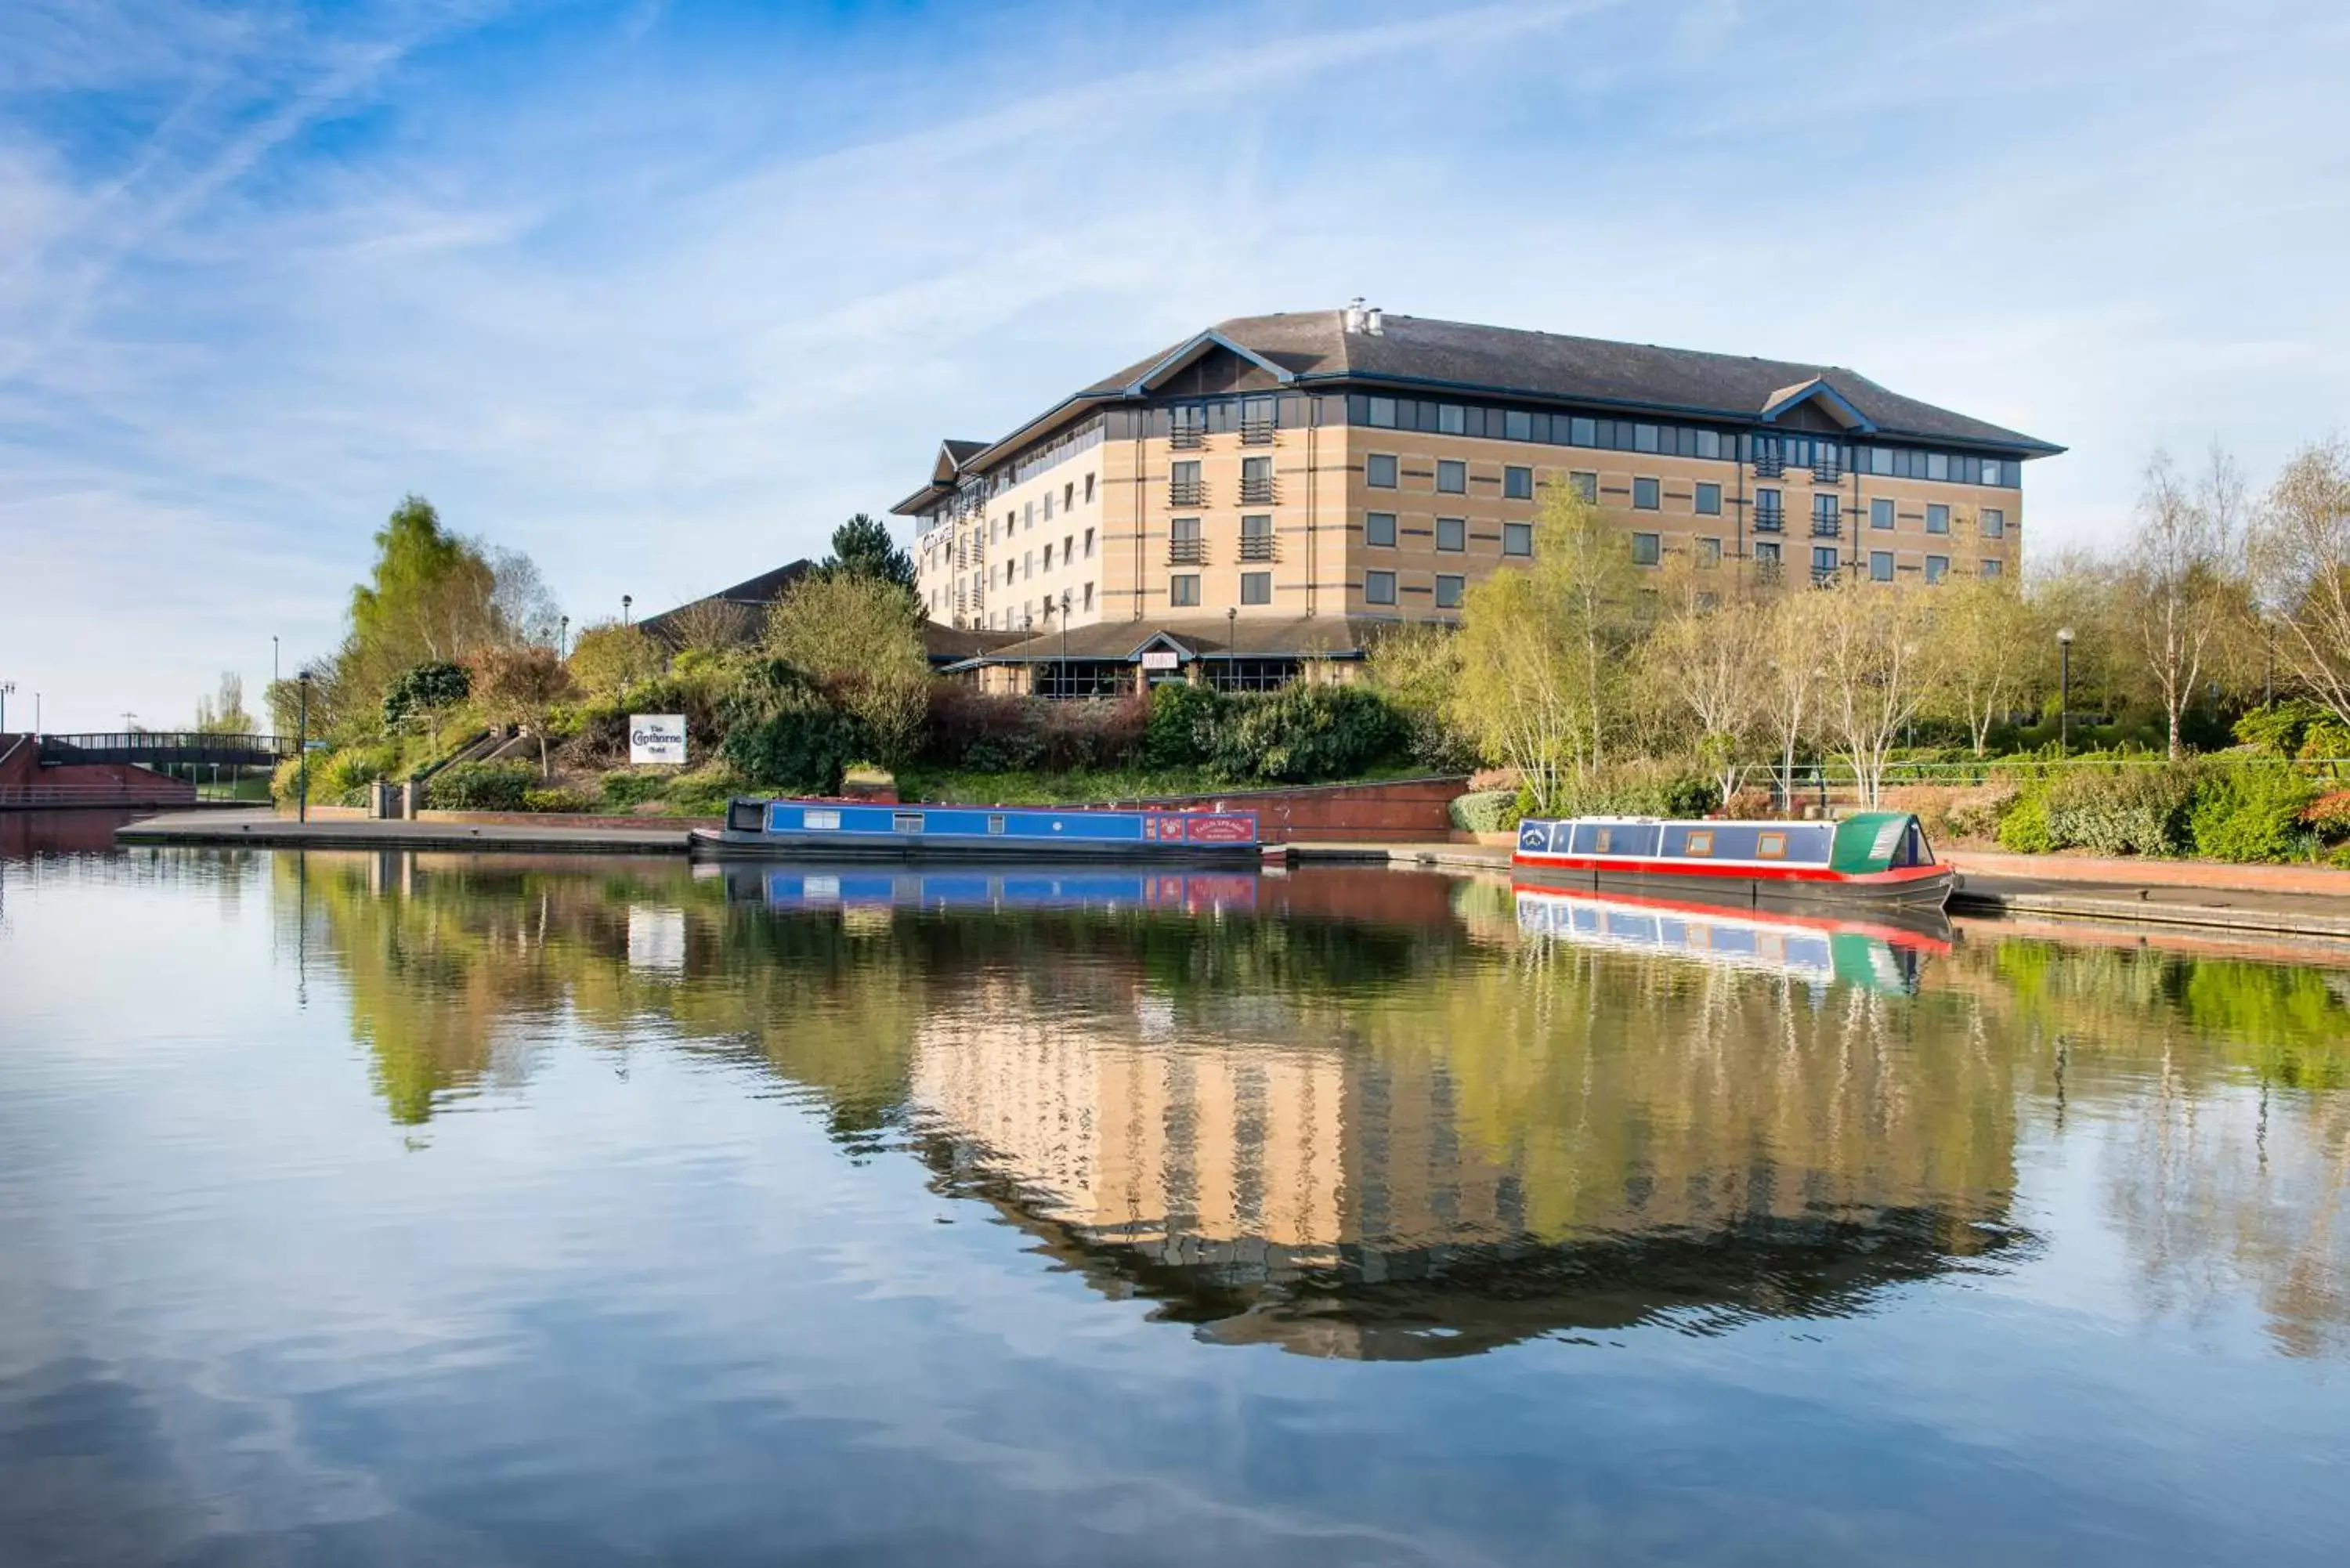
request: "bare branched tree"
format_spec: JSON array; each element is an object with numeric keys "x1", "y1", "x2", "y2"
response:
[
  {"x1": 2254, "y1": 437, "x2": 2350, "y2": 728},
  {"x1": 2125, "y1": 448, "x2": 2249, "y2": 758}
]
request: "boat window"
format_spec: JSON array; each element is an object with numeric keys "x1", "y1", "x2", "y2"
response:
[
  {"x1": 1593, "y1": 828, "x2": 1613, "y2": 854},
  {"x1": 1685, "y1": 830, "x2": 1714, "y2": 858},
  {"x1": 805, "y1": 809, "x2": 841, "y2": 831},
  {"x1": 1756, "y1": 832, "x2": 1786, "y2": 859},
  {"x1": 894, "y1": 811, "x2": 926, "y2": 834},
  {"x1": 988, "y1": 815, "x2": 1007, "y2": 836},
  {"x1": 728, "y1": 800, "x2": 762, "y2": 833}
]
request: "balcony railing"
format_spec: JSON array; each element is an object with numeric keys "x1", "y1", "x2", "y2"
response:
[
  {"x1": 1753, "y1": 453, "x2": 1785, "y2": 477},
  {"x1": 1168, "y1": 537, "x2": 1205, "y2": 565},
  {"x1": 1752, "y1": 512, "x2": 1784, "y2": 533},
  {"x1": 1170, "y1": 425, "x2": 1206, "y2": 450},
  {"x1": 1813, "y1": 461, "x2": 1842, "y2": 483},
  {"x1": 1238, "y1": 534, "x2": 1276, "y2": 562},
  {"x1": 1811, "y1": 519, "x2": 1843, "y2": 539},
  {"x1": 1239, "y1": 417, "x2": 1275, "y2": 445},
  {"x1": 1238, "y1": 476, "x2": 1276, "y2": 504},
  {"x1": 1169, "y1": 479, "x2": 1206, "y2": 506}
]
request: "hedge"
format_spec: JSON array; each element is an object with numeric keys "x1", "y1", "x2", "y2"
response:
[{"x1": 425, "y1": 761, "x2": 537, "y2": 811}]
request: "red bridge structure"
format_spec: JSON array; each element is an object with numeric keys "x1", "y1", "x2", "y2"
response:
[{"x1": 0, "y1": 732, "x2": 295, "y2": 811}]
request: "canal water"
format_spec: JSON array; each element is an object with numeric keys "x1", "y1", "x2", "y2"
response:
[{"x1": 2, "y1": 822, "x2": 2345, "y2": 1566}]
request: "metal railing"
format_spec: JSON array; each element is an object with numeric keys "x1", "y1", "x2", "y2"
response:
[
  {"x1": 1811, "y1": 519, "x2": 1843, "y2": 538},
  {"x1": 1752, "y1": 512, "x2": 1784, "y2": 533},
  {"x1": 1238, "y1": 534, "x2": 1277, "y2": 562},
  {"x1": 1170, "y1": 426, "x2": 1206, "y2": 450},
  {"x1": 1239, "y1": 418, "x2": 1275, "y2": 445},
  {"x1": 1753, "y1": 453, "x2": 1784, "y2": 477},
  {"x1": 1168, "y1": 537, "x2": 1206, "y2": 564},
  {"x1": 1168, "y1": 480, "x2": 1206, "y2": 506},
  {"x1": 1812, "y1": 461, "x2": 1842, "y2": 483},
  {"x1": 1239, "y1": 476, "x2": 1277, "y2": 504}
]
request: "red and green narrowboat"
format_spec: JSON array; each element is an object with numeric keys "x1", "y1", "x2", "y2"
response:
[{"x1": 1511, "y1": 811, "x2": 1953, "y2": 912}]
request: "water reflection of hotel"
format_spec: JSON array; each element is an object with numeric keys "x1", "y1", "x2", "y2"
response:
[{"x1": 908, "y1": 940, "x2": 2019, "y2": 1358}]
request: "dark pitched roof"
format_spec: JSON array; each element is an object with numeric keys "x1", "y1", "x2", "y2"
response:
[
  {"x1": 919, "y1": 621, "x2": 1024, "y2": 663},
  {"x1": 637, "y1": 559, "x2": 813, "y2": 643},
  {"x1": 1086, "y1": 310, "x2": 2059, "y2": 453},
  {"x1": 949, "y1": 614, "x2": 1414, "y2": 666}
]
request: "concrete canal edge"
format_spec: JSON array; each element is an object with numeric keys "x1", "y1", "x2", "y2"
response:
[{"x1": 112, "y1": 811, "x2": 2350, "y2": 939}]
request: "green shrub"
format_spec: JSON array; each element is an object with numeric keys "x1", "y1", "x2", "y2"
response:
[
  {"x1": 720, "y1": 703, "x2": 866, "y2": 796},
  {"x1": 1540, "y1": 759, "x2": 1719, "y2": 819},
  {"x1": 381, "y1": 662, "x2": 471, "y2": 731},
  {"x1": 1996, "y1": 791, "x2": 2056, "y2": 854},
  {"x1": 426, "y1": 761, "x2": 537, "y2": 811},
  {"x1": 522, "y1": 786, "x2": 595, "y2": 814},
  {"x1": 1448, "y1": 789, "x2": 1520, "y2": 834},
  {"x1": 1207, "y1": 684, "x2": 1403, "y2": 783},
  {"x1": 2043, "y1": 764, "x2": 2195, "y2": 857},
  {"x1": 599, "y1": 771, "x2": 671, "y2": 809},
  {"x1": 2189, "y1": 766, "x2": 2319, "y2": 863},
  {"x1": 1144, "y1": 683, "x2": 1224, "y2": 769},
  {"x1": 2303, "y1": 790, "x2": 2350, "y2": 841}
]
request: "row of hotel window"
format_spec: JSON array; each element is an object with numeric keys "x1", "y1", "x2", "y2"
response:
[
  {"x1": 1340, "y1": 396, "x2": 2022, "y2": 486},
  {"x1": 1357, "y1": 500, "x2": 2003, "y2": 545}
]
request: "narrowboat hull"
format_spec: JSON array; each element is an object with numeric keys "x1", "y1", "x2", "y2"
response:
[
  {"x1": 1509, "y1": 856, "x2": 1955, "y2": 912},
  {"x1": 691, "y1": 798, "x2": 1265, "y2": 865}
]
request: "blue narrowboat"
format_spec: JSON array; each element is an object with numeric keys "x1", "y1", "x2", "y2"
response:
[
  {"x1": 1512, "y1": 811, "x2": 1954, "y2": 912},
  {"x1": 1514, "y1": 885, "x2": 1950, "y2": 994},
  {"x1": 711, "y1": 865, "x2": 1263, "y2": 916},
  {"x1": 691, "y1": 797, "x2": 1264, "y2": 863}
]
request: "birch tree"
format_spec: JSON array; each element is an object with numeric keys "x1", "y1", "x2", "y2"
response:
[
  {"x1": 2125, "y1": 449, "x2": 2242, "y2": 758},
  {"x1": 1809, "y1": 579, "x2": 1938, "y2": 807},
  {"x1": 2254, "y1": 437, "x2": 2350, "y2": 728},
  {"x1": 1760, "y1": 594, "x2": 1820, "y2": 810},
  {"x1": 1643, "y1": 590, "x2": 1766, "y2": 800},
  {"x1": 1929, "y1": 573, "x2": 2037, "y2": 756}
]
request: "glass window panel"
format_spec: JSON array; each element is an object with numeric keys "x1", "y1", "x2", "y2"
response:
[
  {"x1": 1365, "y1": 511, "x2": 1397, "y2": 547},
  {"x1": 1926, "y1": 504, "x2": 1950, "y2": 534},
  {"x1": 1437, "y1": 459, "x2": 1466, "y2": 493},
  {"x1": 1634, "y1": 423, "x2": 1660, "y2": 453},
  {"x1": 1571, "y1": 471, "x2": 1598, "y2": 501},
  {"x1": 1505, "y1": 410, "x2": 1532, "y2": 441},
  {"x1": 1871, "y1": 497, "x2": 1894, "y2": 529},
  {"x1": 1365, "y1": 569, "x2": 1397, "y2": 605},
  {"x1": 1502, "y1": 522, "x2": 1533, "y2": 557},
  {"x1": 1925, "y1": 555, "x2": 1948, "y2": 583},
  {"x1": 1571, "y1": 416, "x2": 1596, "y2": 446},
  {"x1": 1871, "y1": 550, "x2": 1894, "y2": 581},
  {"x1": 1980, "y1": 508, "x2": 2005, "y2": 537},
  {"x1": 1696, "y1": 429, "x2": 1720, "y2": 461},
  {"x1": 1927, "y1": 451, "x2": 1949, "y2": 482},
  {"x1": 1435, "y1": 574, "x2": 1464, "y2": 609},
  {"x1": 1695, "y1": 482, "x2": 1722, "y2": 515},
  {"x1": 1505, "y1": 465, "x2": 1534, "y2": 500},
  {"x1": 1437, "y1": 516, "x2": 1466, "y2": 551},
  {"x1": 1633, "y1": 477, "x2": 1661, "y2": 509},
  {"x1": 1368, "y1": 396, "x2": 1397, "y2": 428},
  {"x1": 1241, "y1": 571, "x2": 1271, "y2": 605},
  {"x1": 1367, "y1": 453, "x2": 1397, "y2": 488},
  {"x1": 1170, "y1": 573, "x2": 1200, "y2": 606},
  {"x1": 1439, "y1": 403, "x2": 1466, "y2": 435},
  {"x1": 1632, "y1": 532, "x2": 1661, "y2": 565}
]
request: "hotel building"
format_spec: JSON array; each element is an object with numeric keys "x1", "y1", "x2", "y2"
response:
[{"x1": 895, "y1": 304, "x2": 2060, "y2": 693}]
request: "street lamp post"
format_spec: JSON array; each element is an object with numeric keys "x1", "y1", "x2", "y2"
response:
[
  {"x1": 272, "y1": 634, "x2": 279, "y2": 689},
  {"x1": 0, "y1": 681, "x2": 13, "y2": 733},
  {"x1": 296, "y1": 670, "x2": 312, "y2": 824},
  {"x1": 559, "y1": 616, "x2": 570, "y2": 659},
  {"x1": 2055, "y1": 627, "x2": 2074, "y2": 757},
  {"x1": 622, "y1": 595, "x2": 633, "y2": 626},
  {"x1": 1227, "y1": 605, "x2": 1238, "y2": 691}
]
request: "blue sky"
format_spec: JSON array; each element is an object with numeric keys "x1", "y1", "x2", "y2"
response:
[{"x1": 2, "y1": 0, "x2": 2345, "y2": 732}]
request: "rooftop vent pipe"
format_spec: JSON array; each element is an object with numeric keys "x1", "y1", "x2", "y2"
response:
[
  {"x1": 1343, "y1": 298, "x2": 1367, "y2": 333},
  {"x1": 1365, "y1": 306, "x2": 1383, "y2": 335}
]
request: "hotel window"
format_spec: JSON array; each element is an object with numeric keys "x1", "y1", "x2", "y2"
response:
[
  {"x1": 1064, "y1": 533, "x2": 1073, "y2": 565},
  {"x1": 1981, "y1": 558, "x2": 2004, "y2": 578},
  {"x1": 1367, "y1": 453, "x2": 1398, "y2": 488},
  {"x1": 1064, "y1": 482, "x2": 1075, "y2": 511},
  {"x1": 1697, "y1": 537, "x2": 1722, "y2": 569},
  {"x1": 1755, "y1": 540, "x2": 1781, "y2": 568},
  {"x1": 1084, "y1": 527, "x2": 1095, "y2": 558},
  {"x1": 1813, "y1": 545, "x2": 1839, "y2": 581},
  {"x1": 1241, "y1": 454, "x2": 1274, "y2": 503},
  {"x1": 1632, "y1": 532, "x2": 1661, "y2": 566},
  {"x1": 1635, "y1": 423, "x2": 1661, "y2": 453},
  {"x1": 1240, "y1": 513, "x2": 1274, "y2": 562},
  {"x1": 1436, "y1": 573, "x2": 1464, "y2": 609},
  {"x1": 1083, "y1": 582, "x2": 1094, "y2": 610},
  {"x1": 1170, "y1": 573, "x2": 1201, "y2": 607},
  {"x1": 1368, "y1": 396, "x2": 1397, "y2": 428},
  {"x1": 1505, "y1": 464, "x2": 1534, "y2": 500},
  {"x1": 1437, "y1": 516, "x2": 1466, "y2": 552},
  {"x1": 1633, "y1": 477, "x2": 1661, "y2": 510},
  {"x1": 1043, "y1": 492, "x2": 1054, "y2": 522},
  {"x1": 1925, "y1": 555, "x2": 1950, "y2": 583},
  {"x1": 1365, "y1": 511, "x2": 1397, "y2": 547},
  {"x1": 1927, "y1": 452, "x2": 1949, "y2": 482},
  {"x1": 1024, "y1": 550, "x2": 1034, "y2": 580},
  {"x1": 1365, "y1": 569, "x2": 1397, "y2": 605},
  {"x1": 1506, "y1": 410, "x2": 1533, "y2": 441},
  {"x1": 1025, "y1": 501, "x2": 1035, "y2": 529},
  {"x1": 1695, "y1": 482, "x2": 1722, "y2": 516},
  {"x1": 1084, "y1": 473, "x2": 1096, "y2": 503},
  {"x1": 1241, "y1": 571, "x2": 1272, "y2": 605},
  {"x1": 1439, "y1": 403, "x2": 1466, "y2": 435},
  {"x1": 1437, "y1": 459, "x2": 1466, "y2": 493},
  {"x1": 1170, "y1": 460, "x2": 1204, "y2": 505},
  {"x1": 1871, "y1": 497, "x2": 1894, "y2": 530},
  {"x1": 1755, "y1": 487, "x2": 1783, "y2": 529},
  {"x1": 1043, "y1": 544, "x2": 1054, "y2": 571},
  {"x1": 1570, "y1": 471, "x2": 1598, "y2": 501},
  {"x1": 1503, "y1": 522, "x2": 1533, "y2": 557},
  {"x1": 1870, "y1": 550, "x2": 1894, "y2": 582},
  {"x1": 1926, "y1": 503, "x2": 1950, "y2": 534},
  {"x1": 1813, "y1": 494, "x2": 1841, "y2": 536},
  {"x1": 1980, "y1": 508, "x2": 2005, "y2": 538},
  {"x1": 1170, "y1": 515, "x2": 1202, "y2": 563}
]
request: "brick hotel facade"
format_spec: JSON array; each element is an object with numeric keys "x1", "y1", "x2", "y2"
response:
[{"x1": 894, "y1": 304, "x2": 2060, "y2": 693}]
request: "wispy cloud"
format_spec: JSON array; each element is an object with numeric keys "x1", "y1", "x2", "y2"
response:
[{"x1": 1, "y1": 0, "x2": 2346, "y2": 728}]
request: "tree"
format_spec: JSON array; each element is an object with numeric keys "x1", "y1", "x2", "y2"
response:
[
  {"x1": 466, "y1": 645, "x2": 576, "y2": 775},
  {"x1": 342, "y1": 495, "x2": 503, "y2": 721},
  {"x1": 381, "y1": 662, "x2": 472, "y2": 732},
  {"x1": 192, "y1": 672, "x2": 255, "y2": 734},
  {"x1": 764, "y1": 574, "x2": 931, "y2": 766},
  {"x1": 1809, "y1": 579, "x2": 1939, "y2": 807},
  {"x1": 1452, "y1": 479, "x2": 1640, "y2": 804},
  {"x1": 1642, "y1": 584, "x2": 1766, "y2": 801},
  {"x1": 1929, "y1": 573, "x2": 2038, "y2": 757},
  {"x1": 2254, "y1": 437, "x2": 2350, "y2": 730},
  {"x1": 817, "y1": 514, "x2": 916, "y2": 599},
  {"x1": 1363, "y1": 623, "x2": 1473, "y2": 771},
  {"x1": 1759, "y1": 595, "x2": 1821, "y2": 811},
  {"x1": 490, "y1": 547, "x2": 564, "y2": 649},
  {"x1": 2124, "y1": 449, "x2": 2246, "y2": 758},
  {"x1": 567, "y1": 620, "x2": 667, "y2": 698}
]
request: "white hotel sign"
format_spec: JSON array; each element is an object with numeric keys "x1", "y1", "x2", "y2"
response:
[{"x1": 629, "y1": 714, "x2": 688, "y2": 766}]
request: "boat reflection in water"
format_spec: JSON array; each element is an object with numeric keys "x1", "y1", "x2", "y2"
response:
[
  {"x1": 1512, "y1": 883, "x2": 1953, "y2": 995},
  {"x1": 696, "y1": 862, "x2": 2017, "y2": 1360}
]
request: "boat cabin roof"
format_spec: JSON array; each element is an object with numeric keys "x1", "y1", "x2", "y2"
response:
[{"x1": 1521, "y1": 812, "x2": 1932, "y2": 874}]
